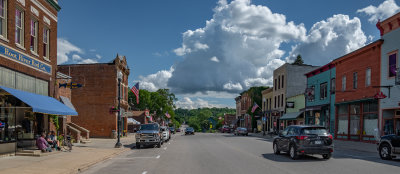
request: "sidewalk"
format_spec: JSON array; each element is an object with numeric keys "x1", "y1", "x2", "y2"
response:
[
  {"x1": 249, "y1": 132, "x2": 377, "y2": 153},
  {"x1": 0, "y1": 134, "x2": 136, "y2": 174}
]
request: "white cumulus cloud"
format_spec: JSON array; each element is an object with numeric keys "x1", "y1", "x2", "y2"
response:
[
  {"x1": 57, "y1": 38, "x2": 83, "y2": 64},
  {"x1": 175, "y1": 97, "x2": 228, "y2": 109},
  {"x1": 210, "y1": 56, "x2": 220, "y2": 62},
  {"x1": 286, "y1": 14, "x2": 367, "y2": 65},
  {"x1": 139, "y1": 67, "x2": 174, "y2": 92},
  {"x1": 357, "y1": 0, "x2": 400, "y2": 23}
]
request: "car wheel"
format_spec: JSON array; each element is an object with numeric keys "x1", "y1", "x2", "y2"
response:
[
  {"x1": 136, "y1": 143, "x2": 141, "y2": 149},
  {"x1": 379, "y1": 143, "x2": 392, "y2": 160},
  {"x1": 157, "y1": 141, "x2": 162, "y2": 148},
  {"x1": 322, "y1": 153, "x2": 331, "y2": 160},
  {"x1": 273, "y1": 142, "x2": 280, "y2": 155},
  {"x1": 289, "y1": 144, "x2": 298, "y2": 160},
  {"x1": 246, "y1": 133, "x2": 248, "y2": 136}
]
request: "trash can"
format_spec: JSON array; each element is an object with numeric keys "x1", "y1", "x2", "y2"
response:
[{"x1": 111, "y1": 130, "x2": 117, "y2": 139}]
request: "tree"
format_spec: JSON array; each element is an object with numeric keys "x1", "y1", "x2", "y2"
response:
[{"x1": 292, "y1": 54, "x2": 304, "y2": 65}]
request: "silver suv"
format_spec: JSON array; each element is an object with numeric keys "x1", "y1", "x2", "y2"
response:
[{"x1": 136, "y1": 123, "x2": 162, "y2": 149}]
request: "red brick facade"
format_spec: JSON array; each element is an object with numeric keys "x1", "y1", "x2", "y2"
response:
[
  {"x1": 334, "y1": 40, "x2": 383, "y2": 103},
  {"x1": 58, "y1": 56, "x2": 130, "y2": 138},
  {"x1": 0, "y1": 0, "x2": 58, "y2": 97}
]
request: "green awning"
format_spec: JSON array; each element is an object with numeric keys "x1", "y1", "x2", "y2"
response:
[{"x1": 280, "y1": 112, "x2": 302, "y2": 120}]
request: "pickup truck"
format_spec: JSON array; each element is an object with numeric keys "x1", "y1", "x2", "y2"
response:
[
  {"x1": 136, "y1": 123, "x2": 162, "y2": 149},
  {"x1": 377, "y1": 131, "x2": 400, "y2": 160}
]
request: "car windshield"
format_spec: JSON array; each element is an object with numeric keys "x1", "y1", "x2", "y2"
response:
[
  {"x1": 186, "y1": 127, "x2": 194, "y2": 131},
  {"x1": 301, "y1": 127, "x2": 328, "y2": 135},
  {"x1": 140, "y1": 124, "x2": 159, "y2": 130}
]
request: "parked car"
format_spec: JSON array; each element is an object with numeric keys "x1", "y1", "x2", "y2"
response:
[
  {"x1": 169, "y1": 127, "x2": 176, "y2": 134},
  {"x1": 234, "y1": 127, "x2": 248, "y2": 136},
  {"x1": 377, "y1": 130, "x2": 400, "y2": 160},
  {"x1": 160, "y1": 126, "x2": 170, "y2": 142},
  {"x1": 221, "y1": 125, "x2": 231, "y2": 133},
  {"x1": 273, "y1": 125, "x2": 333, "y2": 160},
  {"x1": 176, "y1": 128, "x2": 181, "y2": 132},
  {"x1": 185, "y1": 127, "x2": 195, "y2": 135},
  {"x1": 136, "y1": 123, "x2": 162, "y2": 149}
]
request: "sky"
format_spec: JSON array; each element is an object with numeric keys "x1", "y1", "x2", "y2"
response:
[{"x1": 57, "y1": 0, "x2": 400, "y2": 109}]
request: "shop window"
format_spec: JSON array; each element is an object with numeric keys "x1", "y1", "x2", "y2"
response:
[
  {"x1": 353, "y1": 72, "x2": 357, "y2": 89},
  {"x1": 350, "y1": 115, "x2": 360, "y2": 135},
  {"x1": 0, "y1": 96, "x2": 16, "y2": 143},
  {"x1": 43, "y1": 27, "x2": 50, "y2": 60},
  {"x1": 366, "y1": 68, "x2": 371, "y2": 87},
  {"x1": 388, "y1": 53, "x2": 397, "y2": 78},
  {"x1": 363, "y1": 113, "x2": 378, "y2": 136},
  {"x1": 338, "y1": 104, "x2": 348, "y2": 115},
  {"x1": 15, "y1": 8, "x2": 24, "y2": 47},
  {"x1": 30, "y1": 19, "x2": 38, "y2": 54},
  {"x1": 363, "y1": 101, "x2": 378, "y2": 113},
  {"x1": 342, "y1": 76, "x2": 346, "y2": 91},
  {"x1": 331, "y1": 78, "x2": 335, "y2": 94},
  {"x1": 320, "y1": 82, "x2": 327, "y2": 100},
  {"x1": 350, "y1": 104, "x2": 360, "y2": 115},
  {"x1": 338, "y1": 115, "x2": 348, "y2": 135},
  {"x1": 0, "y1": 0, "x2": 7, "y2": 39}
]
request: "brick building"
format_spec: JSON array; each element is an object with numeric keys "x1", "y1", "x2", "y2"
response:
[
  {"x1": 58, "y1": 55, "x2": 130, "y2": 138},
  {"x1": 333, "y1": 40, "x2": 383, "y2": 142},
  {"x1": 0, "y1": 0, "x2": 79, "y2": 156},
  {"x1": 223, "y1": 114, "x2": 236, "y2": 127}
]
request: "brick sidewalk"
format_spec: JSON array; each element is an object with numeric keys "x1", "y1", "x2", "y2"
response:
[{"x1": 0, "y1": 134, "x2": 136, "y2": 174}]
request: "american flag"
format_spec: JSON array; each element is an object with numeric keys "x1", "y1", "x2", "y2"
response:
[
  {"x1": 165, "y1": 111, "x2": 171, "y2": 118},
  {"x1": 130, "y1": 82, "x2": 140, "y2": 104},
  {"x1": 251, "y1": 102, "x2": 259, "y2": 113}
]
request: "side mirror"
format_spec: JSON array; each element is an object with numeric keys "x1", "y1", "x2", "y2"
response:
[{"x1": 278, "y1": 131, "x2": 283, "y2": 137}]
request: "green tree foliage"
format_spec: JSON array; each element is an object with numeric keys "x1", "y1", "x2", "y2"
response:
[
  {"x1": 242, "y1": 86, "x2": 269, "y2": 129},
  {"x1": 292, "y1": 54, "x2": 304, "y2": 65},
  {"x1": 129, "y1": 89, "x2": 178, "y2": 126}
]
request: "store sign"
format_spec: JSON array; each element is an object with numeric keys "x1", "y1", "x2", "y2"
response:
[
  {"x1": 305, "y1": 87, "x2": 315, "y2": 101},
  {"x1": 0, "y1": 121, "x2": 4, "y2": 128},
  {"x1": 0, "y1": 44, "x2": 51, "y2": 74},
  {"x1": 145, "y1": 110, "x2": 150, "y2": 116},
  {"x1": 286, "y1": 102, "x2": 294, "y2": 108},
  {"x1": 374, "y1": 91, "x2": 387, "y2": 99}
]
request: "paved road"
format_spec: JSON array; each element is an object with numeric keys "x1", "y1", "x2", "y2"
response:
[{"x1": 83, "y1": 133, "x2": 400, "y2": 174}]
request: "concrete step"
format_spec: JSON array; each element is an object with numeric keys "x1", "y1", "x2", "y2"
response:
[
  {"x1": 16, "y1": 149, "x2": 61, "y2": 157},
  {"x1": 17, "y1": 149, "x2": 41, "y2": 154},
  {"x1": 16, "y1": 152, "x2": 41, "y2": 157},
  {"x1": 80, "y1": 139, "x2": 91, "y2": 144}
]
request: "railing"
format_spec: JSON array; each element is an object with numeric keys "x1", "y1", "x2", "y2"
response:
[
  {"x1": 67, "y1": 122, "x2": 90, "y2": 139},
  {"x1": 66, "y1": 125, "x2": 81, "y2": 143}
]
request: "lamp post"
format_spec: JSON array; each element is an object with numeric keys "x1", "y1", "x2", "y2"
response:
[{"x1": 115, "y1": 70, "x2": 123, "y2": 148}]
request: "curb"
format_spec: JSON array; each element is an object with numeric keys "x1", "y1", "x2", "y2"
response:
[{"x1": 68, "y1": 148, "x2": 131, "y2": 174}]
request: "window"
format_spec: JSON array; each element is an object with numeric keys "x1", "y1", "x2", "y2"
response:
[
  {"x1": 30, "y1": 19, "x2": 38, "y2": 53},
  {"x1": 353, "y1": 72, "x2": 357, "y2": 89},
  {"x1": 274, "y1": 96, "x2": 277, "y2": 108},
  {"x1": 0, "y1": 0, "x2": 7, "y2": 38},
  {"x1": 389, "y1": 53, "x2": 397, "y2": 78},
  {"x1": 43, "y1": 28, "x2": 50, "y2": 60},
  {"x1": 366, "y1": 68, "x2": 371, "y2": 87},
  {"x1": 15, "y1": 8, "x2": 24, "y2": 46},
  {"x1": 281, "y1": 75, "x2": 284, "y2": 88},
  {"x1": 331, "y1": 78, "x2": 336, "y2": 94},
  {"x1": 320, "y1": 82, "x2": 328, "y2": 100},
  {"x1": 274, "y1": 79, "x2": 277, "y2": 90},
  {"x1": 342, "y1": 76, "x2": 346, "y2": 91},
  {"x1": 281, "y1": 94, "x2": 284, "y2": 107},
  {"x1": 307, "y1": 86, "x2": 315, "y2": 102},
  {"x1": 269, "y1": 98, "x2": 271, "y2": 110},
  {"x1": 278, "y1": 76, "x2": 280, "y2": 89},
  {"x1": 278, "y1": 95, "x2": 280, "y2": 107}
]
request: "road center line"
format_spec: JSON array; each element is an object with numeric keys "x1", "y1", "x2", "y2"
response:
[{"x1": 156, "y1": 155, "x2": 160, "y2": 159}]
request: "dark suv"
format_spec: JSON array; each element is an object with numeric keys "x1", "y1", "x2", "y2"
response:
[
  {"x1": 377, "y1": 131, "x2": 400, "y2": 160},
  {"x1": 273, "y1": 125, "x2": 334, "y2": 160}
]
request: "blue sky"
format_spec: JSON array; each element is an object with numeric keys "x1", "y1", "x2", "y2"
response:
[{"x1": 57, "y1": 0, "x2": 400, "y2": 109}]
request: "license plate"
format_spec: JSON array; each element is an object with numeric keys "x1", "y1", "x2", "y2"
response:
[{"x1": 315, "y1": 140, "x2": 322, "y2": 145}]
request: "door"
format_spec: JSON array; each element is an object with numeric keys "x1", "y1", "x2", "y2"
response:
[
  {"x1": 277, "y1": 127, "x2": 289, "y2": 150},
  {"x1": 281, "y1": 127, "x2": 293, "y2": 151}
]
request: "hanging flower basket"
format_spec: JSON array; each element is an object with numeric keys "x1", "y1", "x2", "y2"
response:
[{"x1": 109, "y1": 106, "x2": 120, "y2": 114}]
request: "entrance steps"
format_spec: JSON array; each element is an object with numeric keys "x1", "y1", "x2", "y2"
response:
[{"x1": 16, "y1": 149, "x2": 60, "y2": 157}]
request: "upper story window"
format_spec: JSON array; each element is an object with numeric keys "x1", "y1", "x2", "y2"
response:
[
  {"x1": 353, "y1": 72, "x2": 358, "y2": 89},
  {"x1": 269, "y1": 98, "x2": 271, "y2": 110},
  {"x1": 331, "y1": 78, "x2": 335, "y2": 94},
  {"x1": 30, "y1": 19, "x2": 38, "y2": 54},
  {"x1": 281, "y1": 75, "x2": 284, "y2": 88},
  {"x1": 342, "y1": 76, "x2": 346, "y2": 91},
  {"x1": 274, "y1": 96, "x2": 277, "y2": 108},
  {"x1": 277, "y1": 95, "x2": 280, "y2": 107},
  {"x1": 307, "y1": 85, "x2": 315, "y2": 102},
  {"x1": 278, "y1": 76, "x2": 280, "y2": 89},
  {"x1": 274, "y1": 79, "x2": 277, "y2": 90},
  {"x1": 366, "y1": 68, "x2": 371, "y2": 87},
  {"x1": 389, "y1": 52, "x2": 397, "y2": 78},
  {"x1": 15, "y1": 8, "x2": 24, "y2": 47},
  {"x1": 0, "y1": 0, "x2": 7, "y2": 39},
  {"x1": 320, "y1": 82, "x2": 327, "y2": 100},
  {"x1": 43, "y1": 27, "x2": 50, "y2": 60},
  {"x1": 281, "y1": 94, "x2": 284, "y2": 107}
]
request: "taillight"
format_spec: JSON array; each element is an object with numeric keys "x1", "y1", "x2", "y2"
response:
[
  {"x1": 328, "y1": 134, "x2": 333, "y2": 139},
  {"x1": 296, "y1": 136, "x2": 308, "y2": 140}
]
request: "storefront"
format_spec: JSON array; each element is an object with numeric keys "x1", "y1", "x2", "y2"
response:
[
  {"x1": 280, "y1": 111, "x2": 303, "y2": 129},
  {"x1": 382, "y1": 109, "x2": 400, "y2": 135},
  {"x1": 0, "y1": 86, "x2": 77, "y2": 155},
  {"x1": 335, "y1": 100, "x2": 378, "y2": 142},
  {"x1": 305, "y1": 105, "x2": 330, "y2": 128}
]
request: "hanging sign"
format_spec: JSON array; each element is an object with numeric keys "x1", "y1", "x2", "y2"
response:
[
  {"x1": 305, "y1": 87, "x2": 314, "y2": 101},
  {"x1": 374, "y1": 91, "x2": 387, "y2": 99}
]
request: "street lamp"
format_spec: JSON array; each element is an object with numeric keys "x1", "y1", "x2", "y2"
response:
[{"x1": 115, "y1": 70, "x2": 123, "y2": 148}]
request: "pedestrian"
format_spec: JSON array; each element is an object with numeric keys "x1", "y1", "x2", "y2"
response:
[{"x1": 37, "y1": 133, "x2": 52, "y2": 152}]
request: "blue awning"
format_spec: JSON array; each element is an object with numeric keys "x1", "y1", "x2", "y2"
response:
[
  {"x1": 280, "y1": 112, "x2": 302, "y2": 120},
  {"x1": 0, "y1": 86, "x2": 78, "y2": 116}
]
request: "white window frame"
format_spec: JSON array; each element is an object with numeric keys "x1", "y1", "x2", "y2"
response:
[
  {"x1": 43, "y1": 27, "x2": 50, "y2": 61},
  {"x1": 366, "y1": 68, "x2": 371, "y2": 87},
  {"x1": 0, "y1": 0, "x2": 7, "y2": 40},
  {"x1": 15, "y1": 8, "x2": 24, "y2": 48},
  {"x1": 342, "y1": 76, "x2": 346, "y2": 91},
  {"x1": 30, "y1": 18, "x2": 38, "y2": 54}
]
